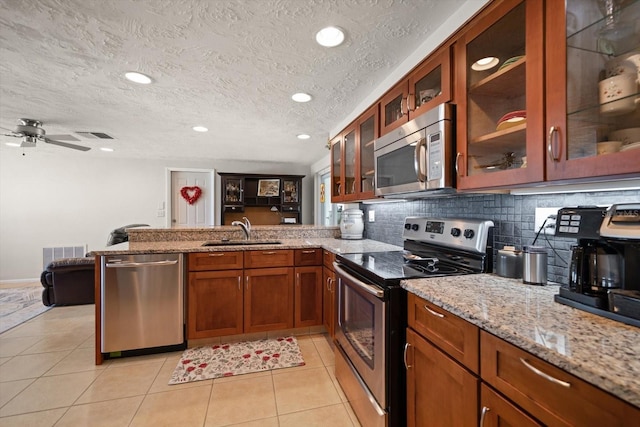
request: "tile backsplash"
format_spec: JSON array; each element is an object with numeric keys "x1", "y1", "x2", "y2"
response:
[{"x1": 360, "y1": 189, "x2": 639, "y2": 284}]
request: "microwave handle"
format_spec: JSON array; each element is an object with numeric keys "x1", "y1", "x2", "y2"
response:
[{"x1": 414, "y1": 137, "x2": 427, "y2": 182}]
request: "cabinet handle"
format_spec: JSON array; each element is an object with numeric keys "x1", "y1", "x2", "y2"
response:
[
  {"x1": 296, "y1": 272, "x2": 300, "y2": 286},
  {"x1": 400, "y1": 96, "x2": 406, "y2": 117},
  {"x1": 245, "y1": 276, "x2": 249, "y2": 291},
  {"x1": 407, "y1": 94, "x2": 413, "y2": 113},
  {"x1": 547, "y1": 126, "x2": 560, "y2": 162},
  {"x1": 480, "y1": 406, "x2": 490, "y2": 427},
  {"x1": 301, "y1": 250, "x2": 315, "y2": 254},
  {"x1": 424, "y1": 304, "x2": 445, "y2": 318},
  {"x1": 455, "y1": 152, "x2": 462, "y2": 176},
  {"x1": 262, "y1": 251, "x2": 277, "y2": 255},
  {"x1": 326, "y1": 276, "x2": 331, "y2": 291},
  {"x1": 208, "y1": 253, "x2": 225, "y2": 257},
  {"x1": 238, "y1": 276, "x2": 241, "y2": 291},
  {"x1": 403, "y1": 343, "x2": 412, "y2": 369},
  {"x1": 519, "y1": 357, "x2": 571, "y2": 388}
]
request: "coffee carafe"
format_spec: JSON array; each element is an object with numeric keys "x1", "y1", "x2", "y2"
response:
[{"x1": 589, "y1": 242, "x2": 622, "y2": 294}]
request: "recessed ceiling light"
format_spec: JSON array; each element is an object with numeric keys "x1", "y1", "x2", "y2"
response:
[
  {"x1": 100, "y1": 147, "x2": 114, "y2": 152},
  {"x1": 316, "y1": 26, "x2": 345, "y2": 47},
  {"x1": 192, "y1": 126, "x2": 208, "y2": 132},
  {"x1": 471, "y1": 56, "x2": 499, "y2": 71},
  {"x1": 292, "y1": 93, "x2": 312, "y2": 103},
  {"x1": 124, "y1": 71, "x2": 152, "y2": 84},
  {"x1": 5, "y1": 142, "x2": 21, "y2": 147},
  {"x1": 297, "y1": 134, "x2": 311, "y2": 140}
]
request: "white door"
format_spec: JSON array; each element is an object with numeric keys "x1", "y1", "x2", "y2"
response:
[{"x1": 170, "y1": 170, "x2": 214, "y2": 227}]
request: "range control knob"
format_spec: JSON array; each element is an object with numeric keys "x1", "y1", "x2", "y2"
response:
[
  {"x1": 411, "y1": 224, "x2": 420, "y2": 231},
  {"x1": 463, "y1": 229, "x2": 475, "y2": 239},
  {"x1": 450, "y1": 227, "x2": 461, "y2": 237},
  {"x1": 404, "y1": 223, "x2": 411, "y2": 230}
]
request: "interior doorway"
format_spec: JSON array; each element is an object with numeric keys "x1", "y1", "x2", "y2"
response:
[{"x1": 166, "y1": 168, "x2": 215, "y2": 227}]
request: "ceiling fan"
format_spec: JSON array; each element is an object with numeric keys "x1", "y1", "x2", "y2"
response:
[{"x1": 2, "y1": 118, "x2": 90, "y2": 151}]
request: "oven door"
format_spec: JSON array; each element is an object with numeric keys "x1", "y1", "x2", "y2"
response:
[{"x1": 334, "y1": 262, "x2": 387, "y2": 408}]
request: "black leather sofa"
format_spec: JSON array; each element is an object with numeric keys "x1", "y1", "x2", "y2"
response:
[{"x1": 40, "y1": 223, "x2": 149, "y2": 306}]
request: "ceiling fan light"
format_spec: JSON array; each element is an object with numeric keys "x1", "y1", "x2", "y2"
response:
[
  {"x1": 125, "y1": 72, "x2": 153, "y2": 84},
  {"x1": 192, "y1": 126, "x2": 208, "y2": 132},
  {"x1": 316, "y1": 26, "x2": 345, "y2": 47},
  {"x1": 292, "y1": 92, "x2": 312, "y2": 103}
]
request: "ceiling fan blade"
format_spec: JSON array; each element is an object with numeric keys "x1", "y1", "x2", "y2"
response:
[
  {"x1": 44, "y1": 137, "x2": 91, "y2": 151},
  {"x1": 46, "y1": 134, "x2": 80, "y2": 141}
]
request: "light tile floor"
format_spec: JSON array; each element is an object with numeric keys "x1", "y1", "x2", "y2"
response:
[{"x1": 0, "y1": 305, "x2": 361, "y2": 426}]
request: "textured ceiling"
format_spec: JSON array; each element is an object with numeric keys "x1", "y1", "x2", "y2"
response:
[{"x1": 0, "y1": 0, "x2": 468, "y2": 165}]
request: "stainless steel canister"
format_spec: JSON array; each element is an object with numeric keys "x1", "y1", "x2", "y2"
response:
[
  {"x1": 522, "y1": 246, "x2": 548, "y2": 285},
  {"x1": 496, "y1": 246, "x2": 522, "y2": 278}
]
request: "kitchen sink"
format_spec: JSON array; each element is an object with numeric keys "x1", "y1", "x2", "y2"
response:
[{"x1": 201, "y1": 240, "x2": 282, "y2": 246}]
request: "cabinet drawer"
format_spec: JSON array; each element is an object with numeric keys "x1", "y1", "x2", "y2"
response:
[
  {"x1": 244, "y1": 249, "x2": 293, "y2": 268},
  {"x1": 188, "y1": 251, "x2": 243, "y2": 271},
  {"x1": 480, "y1": 331, "x2": 640, "y2": 426},
  {"x1": 323, "y1": 250, "x2": 336, "y2": 270},
  {"x1": 294, "y1": 248, "x2": 322, "y2": 266},
  {"x1": 407, "y1": 293, "x2": 479, "y2": 373}
]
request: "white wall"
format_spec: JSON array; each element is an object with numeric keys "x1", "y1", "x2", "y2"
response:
[{"x1": 0, "y1": 149, "x2": 312, "y2": 281}]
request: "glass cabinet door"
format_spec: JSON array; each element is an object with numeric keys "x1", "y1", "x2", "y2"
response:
[
  {"x1": 331, "y1": 135, "x2": 342, "y2": 201},
  {"x1": 457, "y1": 0, "x2": 544, "y2": 189},
  {"x1": 408, "y1": 47, "x2": 452, "y2": 119},
  {"x1": 546, "y1": 0, "x2": 640, "y2": 180},
  {"x1": 282, "y1": 179, "x2": 299, "y2": 204},
  {"x1": 343, "y1": 127, "x2": 357, "y2": 200},
  {"x1": 224, "y1": 177, "x2": 243, "y2": 204},
  {"x1": 380, "y1": 84, "x2": 409, "y2": 136},
  {"x1": 359, "y1": 107, "x2": 377, "y2": 197}
]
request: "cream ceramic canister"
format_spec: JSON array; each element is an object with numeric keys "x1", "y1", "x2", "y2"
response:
[{"x1": 599, "y1": 73, "x2": 639, "y2": 116}]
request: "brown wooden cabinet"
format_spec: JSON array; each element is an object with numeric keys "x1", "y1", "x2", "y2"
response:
[
  {"x1": 380, "y1": 45, "x2": 453, "y2": 136},
  {"x1": 545, "y1": 0, "x2": 640, "y2": 181},
  {"x1": 187, "y1": 252, "x2": 244, "y2": 339},
  {"x1": 480, "y1": 383, "x2": 542, "y2": 427},
  {"x1": 406, "y1": 293, "x2": 480, "y2": 426},
  {"x1": 406, "y1": 328, "x2": 479, "y2": 427},
  {"x1": 294, "y1": 248, "x2": 323, "y2": 328},
  {"x1": 244, "y1": 267, "x2": 294, "y2": 333},
  {"x1": 481, "y1": 330, "x2": 640, "y2": 426},
  {"x1": 322, "y1": 250, "x2": 336, "y2": 338},
  {"x1": 331, "y1": 104, "x2": 379, "y2": 202},
  {"x1": 219, "y1": 173, "x2": 304, "y2": 225},
  {"x1": 455, "y1": 0, "x2": 545, "y2": 190}
]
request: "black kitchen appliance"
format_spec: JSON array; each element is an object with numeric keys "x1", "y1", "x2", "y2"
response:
[
  {"x1": 333, "y1": 217, "x2": 494, "y2": 427},
  {"x1": 555, "y1": 204, "x2": 640, "y2": 327}
]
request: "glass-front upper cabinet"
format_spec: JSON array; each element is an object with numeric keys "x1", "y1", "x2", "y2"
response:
[
  {"x1": 358, "y1": 105, "x2": 378, "y2": 199},
  {"x1": 223, "y1": 176, "x2": 243, "y2": 205},
  {"x1": 546, "y1": 0, "x2": 640, "y2": 181},
  {"x1": 282, "y1": 179, "x2": 299, "y2": 205},
  {"x1": 379, "y1": 45, "x2": 452, "y2": 136},
  {"x1": 343, "y1": 127, "x2": 357, "y2": 200},
  {"x1": 456, "y1": 0, "x2": 544, "y2": 190},
  {"x1": 331, "y1": 134, "x2": 342, "y2": 201}
]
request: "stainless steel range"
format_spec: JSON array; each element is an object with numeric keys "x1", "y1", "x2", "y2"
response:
[{"x1": 333, "y1": 217, "x2": 494, "y2": 427}]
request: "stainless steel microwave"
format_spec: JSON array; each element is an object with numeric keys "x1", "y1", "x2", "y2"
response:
[{"x1": 374, "y1": 103, "x2": 455, "y2": 198}]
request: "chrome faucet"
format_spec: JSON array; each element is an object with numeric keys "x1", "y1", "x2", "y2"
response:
[{"x1": 231, "y1": 216, "x2": 251, "y2": 240}]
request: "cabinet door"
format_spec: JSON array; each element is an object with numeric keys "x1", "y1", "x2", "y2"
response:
[
  {"x1": 294, "y1": 266, "x2": 323, "y2": 327},
  {"x1": 188, "y1": 270, "x2": 243, "y2": 339},
  {"x1": 480, "y1": 383, "x2": 542, "y2": 427},
  {"x1": 481, "y1": 330, "x2": 640, "y2": 426},
  {"x1": 294, "y1": 248, "x2": 322, "y2": 266},
  {"x1": 357, "y1": 104, "x2": 378, "y2": 200},
  {"x1": 380, "y1": 81, "x2": 409, "y2": 135},
  {"x1": 546, "y1": 0, "x2": 640, "y2": 181},
  {"x1": 456, "y1": 0, "x2": 544, "y2": 189},
  {"x1": 244, "y1": 267, "x2": 294, "y2": 332},
  {"x1": 406, "y1": 328, "x2": 479, "y2": 427},
  {"x1": 342, "y1": 125, "x2": 358, "y2": 201},
  {"x1": 188, "y1": 251, "x2": 243, "y2": 271},
  {"x1": 322, "y1": 265, "x2": 336, "y2": 338},
  {"x1": 408, "y1": 45, "x2": 452, "y2": 119},
  {"x1": 331, "y1": 134, "x2": 343, "y2": 202}
]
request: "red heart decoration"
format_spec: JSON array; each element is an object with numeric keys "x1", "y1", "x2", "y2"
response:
[{"x1": 180, "y1": 186, "x2": 202, "y2": 205}]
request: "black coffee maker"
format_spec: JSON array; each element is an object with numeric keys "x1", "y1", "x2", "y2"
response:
[{"x1": 555, "y1": 204, "x2": 640, "y2": 327}]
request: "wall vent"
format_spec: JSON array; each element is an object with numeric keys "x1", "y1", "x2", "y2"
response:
[
  {"x1": 75, "y1": 132, "x2": 114, "y2": 139},
  {"x1": 43, "y1": 245, "x2": 87, "y2": 269}
]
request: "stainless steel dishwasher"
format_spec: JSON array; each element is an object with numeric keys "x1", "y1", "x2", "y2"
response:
[{"x1": 101, "y1": 253, "x2": 185, "y2": 355}]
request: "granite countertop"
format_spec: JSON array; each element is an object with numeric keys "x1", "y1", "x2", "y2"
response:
[
  {"x1": 402, "y1": 274, "x2": 640, "y2": 408},
  {"x1": 90, "y1": 238, "x2": 402, "y2": 256}
]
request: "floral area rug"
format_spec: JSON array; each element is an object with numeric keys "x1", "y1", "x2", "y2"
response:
[
  {"x1": 169, "y1": 336, "x2": 305, "y2": 384},
  {"x1": 0, "y1": 285, "x2": 51, "y2": 334}
]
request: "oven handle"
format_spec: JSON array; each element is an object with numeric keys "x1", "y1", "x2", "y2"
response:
[{"x1": 333, "y1": 262, "x2": 384, "y2": 298}]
